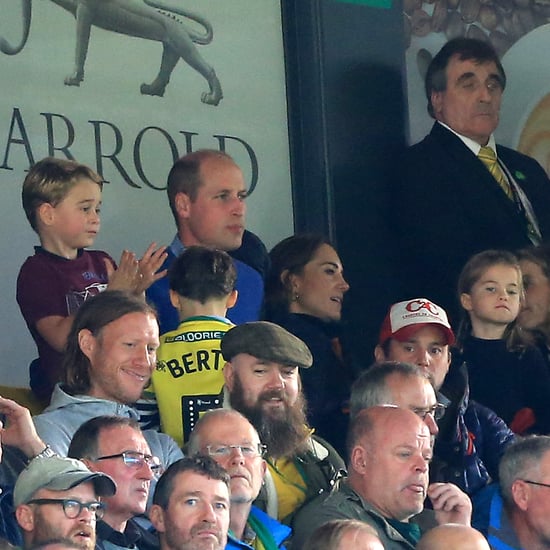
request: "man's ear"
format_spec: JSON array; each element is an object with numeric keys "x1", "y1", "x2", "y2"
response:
[
  {"x1": 15, "y1": 504, "x2": 35, "y2": 533},
  {"x1": 460, "y1": 293, "x2": 473, "y2": 312},
  {"x1": 431, "y1": 91, "x2": 443, "y2": 118},
  {"x1": 350, "y1": 445, "x2": 368, "y2": 476},
  {"x1": 80, "y1": 457, "x2": 97, "y2": 472},
  {"x1": 175, "y1": 192, "x2": 192, "y2": 220},
  {"x1": 78, "y1": 329, "x2": 96, "y2": 360},
  {"x1": 511, "y1": 479, "x2": 530, "y2": 512},
  {"x1": 374, "y1": 345, "x2": 386, "y2": 363},
  {"x1": 223, "y1": 361, "x2": 235, "y2": 390},
  {"x1": 149, "y1": 504, "x2": 165, "y2": 533}
]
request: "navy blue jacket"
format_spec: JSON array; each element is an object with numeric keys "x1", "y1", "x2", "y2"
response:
[
  {"x1": 267, "y1": 313, "x2": 353, "y2": 457},
  {"x1": 457, "y1": 335, "x2": 550, "y2": 434},
  {"x1": 434, "y1": 362, "x2": 515, "y2": 496}
]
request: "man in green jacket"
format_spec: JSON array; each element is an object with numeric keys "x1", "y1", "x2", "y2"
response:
[{"x1": 292, "y1": 406, "x2": 472, "y2": 550}]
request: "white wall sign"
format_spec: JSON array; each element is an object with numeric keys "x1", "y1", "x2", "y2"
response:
[{"x1": 1, "y1": 0, "x2": 294, "y2": 387}]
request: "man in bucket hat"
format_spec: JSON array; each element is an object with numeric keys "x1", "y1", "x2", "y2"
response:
[
  {"x1": 220, "y1": 321, "x2": 345, "y2": 525},
  {"x1": 14, "y1": 456, "x2": 115, "y2": 550}
]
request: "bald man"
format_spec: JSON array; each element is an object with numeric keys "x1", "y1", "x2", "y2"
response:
[
  {"x1": 293, "y1": 406, "x2": 472, "y2": 549},
  {"x1": 187, "y1": 409, "x2": 290, "y2": 549},
  {"x1": 417, "y1": 524, "x2": 490, "y2": 550}
]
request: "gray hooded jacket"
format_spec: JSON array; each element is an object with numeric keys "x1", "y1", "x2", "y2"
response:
[{"x1": 33, "y1": 384, "x2": 183, "y2": 468}]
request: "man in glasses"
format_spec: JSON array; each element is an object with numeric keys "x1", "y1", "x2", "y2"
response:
[
  {"x1": 369, "y1": 299, "x2": 514, "y2": 508},
  {"x1": 13, "y1": 456, "x2": 115, "y2": 550},
  {"x1": 350, "y1": 362, "x2": 444, "y2": 440},
  {"x1": 488, "y1": 435, "x2": 550, "y2": 549},
  {"x1": 68, "y1": 416, "x2": 161, "y2": 550},
  {"x1": 187, "y1": 409, "x2": 291, "y2": 549}
]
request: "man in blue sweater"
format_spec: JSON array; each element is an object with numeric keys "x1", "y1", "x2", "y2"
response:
[{"x1": 146, "y1": 150, "x2": 264, "y2": 335}]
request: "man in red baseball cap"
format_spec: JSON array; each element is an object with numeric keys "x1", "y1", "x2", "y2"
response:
[
  {"x1": 375, "y1": 298, "x2": 454, "y2": 390},
  {"x1": 370, "y1": 297, "x2": 514, "y2": 536}
]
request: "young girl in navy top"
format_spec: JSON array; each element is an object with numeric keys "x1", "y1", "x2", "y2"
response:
[{"x1": 456, "y1": 249, "x2": 550, "y2": 434}]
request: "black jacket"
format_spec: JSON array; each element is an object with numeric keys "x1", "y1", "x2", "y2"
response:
[{"x1": 392, "y1": 122, "x2": 550, "y2": 323}]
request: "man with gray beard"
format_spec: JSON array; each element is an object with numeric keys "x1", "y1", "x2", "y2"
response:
[{"x1": 220, "y1": 321, "x2": 345, "y2": 524}]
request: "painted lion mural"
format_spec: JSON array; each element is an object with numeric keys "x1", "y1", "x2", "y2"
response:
[{"x1": 0, "y1": 0, "x2": 223, "y2": 105}]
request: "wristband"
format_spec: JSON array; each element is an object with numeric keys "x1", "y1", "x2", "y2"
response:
[{"x1": 28, "y1": 445, "x2": 57, "y2": 463}]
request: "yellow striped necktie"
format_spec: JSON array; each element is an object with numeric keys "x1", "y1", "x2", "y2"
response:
[
  {"x1": 479, "y1": 146, "x2": 540, "y2": 243},
  {"x1": 478, "y1": 146, "x2": 513, "y2": 200}
]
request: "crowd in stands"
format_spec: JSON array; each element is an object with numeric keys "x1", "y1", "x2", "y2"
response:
[{"x1": 3, "y1": 36, "x2": 550, "y2": 550}]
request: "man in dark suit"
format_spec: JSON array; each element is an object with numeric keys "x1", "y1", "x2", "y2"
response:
[{"x1": 392, "y1": 38, "x2": 550, "y2": 325}]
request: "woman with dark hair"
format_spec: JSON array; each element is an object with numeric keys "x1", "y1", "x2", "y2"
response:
[
  {"x1": 517, "y1": 244, "x2": 550, "y2": 368},
  {"x1": 264, "y1": 234, "x2": 352, "y2": 456}
]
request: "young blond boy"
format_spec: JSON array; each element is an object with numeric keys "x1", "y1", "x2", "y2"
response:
[
  {"x1": 149, "y1": 245, "x2": 237, "y2": 446},
  {"x1": 17, "y1": 157, "x2": 166, "y2": 402}
]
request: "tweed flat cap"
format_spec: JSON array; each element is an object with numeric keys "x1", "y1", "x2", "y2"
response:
[{"x1": 221, "y1": 321, "x2": 313, "y2": 368}]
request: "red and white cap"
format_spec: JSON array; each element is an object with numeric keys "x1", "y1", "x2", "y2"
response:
[{"x1": 379, "y1": 298, "x2": 455, "y2": 346}]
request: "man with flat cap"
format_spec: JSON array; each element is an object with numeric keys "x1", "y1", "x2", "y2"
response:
[
  {"x1": 14, "y1": 456, "x2": 116, "y2": 550},
  {"x1": 220, "y1": 321, "x2": 345, "y2": 525}
]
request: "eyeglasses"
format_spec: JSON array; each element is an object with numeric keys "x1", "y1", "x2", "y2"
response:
[
  {"x1": 206, "y1": 444, "x2": 267, "y2": 459},
  {"x1": 26, "y1": 498, "x2": 105, "y2": 519},
  {"x1": 521, "y1": 479, "x2": 550, "y2": 489},
  {"x1": 95, "y1": 451, "x2": 163, "y2": 473},
  {"x1": 412, "y1": 403, "x2": 447, "y2": 421}
]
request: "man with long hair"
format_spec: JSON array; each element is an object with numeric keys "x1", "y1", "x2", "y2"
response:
[
  {"x1": 221, "y1": 321, "x2": 345, "y2": 524},
  {"x1": 32, "y1": 291, "x2": 182, "y2": 469}
]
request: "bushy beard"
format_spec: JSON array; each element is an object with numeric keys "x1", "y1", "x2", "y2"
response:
[{"x1": 229, "y1": 375, "x2": 310, "y2": 459}]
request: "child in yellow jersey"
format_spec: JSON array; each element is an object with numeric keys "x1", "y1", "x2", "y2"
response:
[{"x1": 150, "y1": 246, "x2": 237, "y2": 446}]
